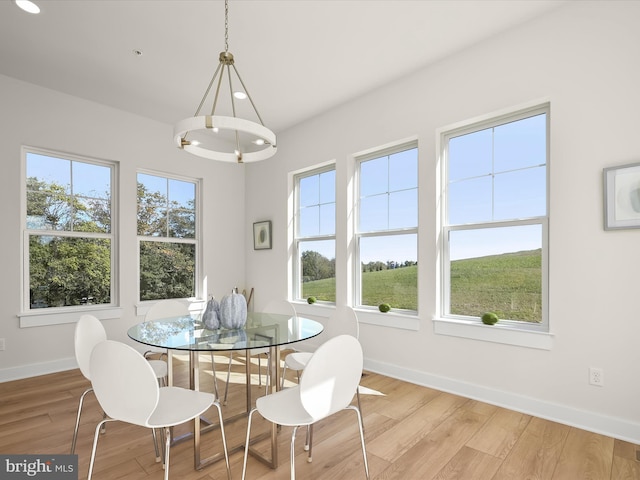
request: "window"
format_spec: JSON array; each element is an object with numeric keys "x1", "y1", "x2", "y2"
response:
[
  {"x1": 24, "y1": 148, "x2": 114, "y2": 311},
  {"x1": 441, "y1": 105, "x2": 548, "y2": 329},
  {"x1": 293, "y1": 166, "x2": 336, "y2": 302},
  {"x1": 356, "y1": 144, "x2": 418, "y2": 311},
  {"x1": 137, "y1": 172, "x2": 198, "y2": 301}
]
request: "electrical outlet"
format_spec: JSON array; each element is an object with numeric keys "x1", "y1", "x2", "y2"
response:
[
  {"x1": 589, "y1": 367, "x2": 604, "y2": 386},
  {"x1": 0, "y1": 338, "x2": 5, "y2": 351}
]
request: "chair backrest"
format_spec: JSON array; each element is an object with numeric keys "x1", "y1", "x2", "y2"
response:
[
  {"x1": 325, "y1": 305, "x2": 359, "y2": 340},
  {"x1": 144, "y1": 299, "x2": 189, "y2": 322},
  {"x1": 74, "y1": 314, "x2": 107, "y2": 381},
  {"x1": 299, "y1": 335, "x2": 363, "y2": 421},
  {"x1": 261, "y1": 299, "x2": 297, "y2": 318},
  {"x1": 90, "y1": 340, "x2": 160, "y2": 426}
]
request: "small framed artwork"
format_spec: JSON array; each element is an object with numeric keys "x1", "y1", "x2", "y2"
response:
[
  {"x1": 253, "y1": 220, "x2": 272, "y2": 249},
  {"x1": 603, "y1": 162, "x2": 640, "y2": 230}
]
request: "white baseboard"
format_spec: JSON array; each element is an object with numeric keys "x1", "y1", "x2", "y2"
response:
[
  {"x1": 0, "y1": 357, "x2": 77, "y2": 383},
  {"x1": 363, "y1": 357, "x2": 640, "y2": 445}
]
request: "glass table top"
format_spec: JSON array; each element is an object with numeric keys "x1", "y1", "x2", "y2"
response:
[{"x1": 127, "y1": 312, "x2": 323, "y2": 352}]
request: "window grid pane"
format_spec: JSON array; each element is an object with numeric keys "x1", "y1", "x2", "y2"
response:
[
  {"x1": 444, "y1": 108, "x2": 548, "y2": 325},
  {"x1": 137, "y1": 173, "x2": 198, "y2": 301},
  {"x1": 294, "y1": 167, "x2": 336, "y2": 302},
  {"x1": 357, "y1": 146, "x2": 418, "y2": 311},
  {"x1": 25, "y1": 150, "x2": 114, "y2": 311}
]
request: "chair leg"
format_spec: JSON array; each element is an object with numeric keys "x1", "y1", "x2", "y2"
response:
[
  {"x1": 304, "y1": 424, "x2": 310, "y2": 451},
  {"x1": 290, "y1": 425, "x2": 300, "y2": 480},
  {"x1": 163, "y1": 427, "x2": 171, "y2": 480},
  {"x1": 87, "y1": 417, "x2": 114, "y2": 480},
  {"x1": 281, "y1": 362, "x2": 288, "y2": 389},
  {"x1": 151, "y1": 428, "x2": 161, "y2": 462},
  {"x1": 306, "y1": 425, "x2": 313, "y2": 463},
  {"x1": 71, "y1": 387, "x2": 92, "y2": 454},
  {"x1": 212, "y1": 400, "x2": 232, "y2": 480},
  {"x1": 223, "y1": 352, "x2": 233, "y2": 406},
  {"x1": 348, "y1": 405, "x2": 370, "y2": 480},
  {"x1": 242, "y1": 408, "x2": 258, "y2": 480},
  {"x1": 356, "y1": 385, "x2": 365, "y2": 433},
  {"x1": 265, "y1": 352, "x2": 271, "y2": 395},
  {"x1": 210, "y1": 352, "x2": 220, "y2": 400}
]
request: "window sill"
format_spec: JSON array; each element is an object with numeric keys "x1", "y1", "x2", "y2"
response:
[
  {"x1": 18, "y1": 306, "x2": 123, "y2": 328},
  {"x1": 433, "y1": 317, "x2": 553, "y2": 350},
  {"x1": 292, "y1": 302, "x2": 420, "y2": 331}
]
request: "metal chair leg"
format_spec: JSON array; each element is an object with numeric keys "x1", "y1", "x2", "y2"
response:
[
  {"x1": 210, "y1": 352, "x2": 220, "y2": 400},
  {"x1": 151, "y1": 428, "x2": 161, "y2": 463},
  {"x1": 223, "y1": 352, "x2": 233, "y2": 406},
  {"x1": 87, "y1": 417, "x2": 115, "y2": 480},
  {"x1": 71, "y1": 387, "x2": 92, "y2": 454},
  {"x1": 290, "y1": 425, "x2": 300, "y2": 480},
  {"x1": 306, "y1": 425, "x2": 313, "y2": 462},
  {"x1": 348, "y1": 405, "x2": 370, "y2": 480}
]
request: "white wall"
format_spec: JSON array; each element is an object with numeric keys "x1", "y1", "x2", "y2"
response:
[
  {"x1": 0, "y1": 74, "x2": 246, "y2": 377},
  {"x1": 245, "y1": 1, "x2": 640, "y2": 442}
]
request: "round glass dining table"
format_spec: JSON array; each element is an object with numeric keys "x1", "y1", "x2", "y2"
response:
[
  {"x1": 127, "y1": 311, "x2": 323, "y2": 470},
  {"x1": 127, "y1": 311, "x2": 323, "y2": 353}
]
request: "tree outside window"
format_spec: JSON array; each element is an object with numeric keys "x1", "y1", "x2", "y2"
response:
[
  {"x1": 25, "y1": 150, "x2": 113, "y2": 309},
  {"x1": 137, "y1": 173, "x2": 198, "y2": 301}
]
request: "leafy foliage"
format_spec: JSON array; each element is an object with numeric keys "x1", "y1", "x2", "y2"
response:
[
  {"x1": 139, "y1": 242, "x2": 195, "y2": 301},
  {"x1": 27, "y1": 175, "x2": 112, "y2": 308}
]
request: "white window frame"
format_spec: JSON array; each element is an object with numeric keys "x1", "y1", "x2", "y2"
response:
[
  {"x1": 435, "y1": 102, "x2": 553, "y2": 349},
  {"x1": 136, "y1": 169, "x2": 202, "y2": 305},
  {"x1": 292, "y1": 164, "x2": 336, "y2": 303},
  {"x1": 354, "y1": 141, "x2": 419, "y2": 314},
  {"x1": 19, "y1": 146, "x2": 120, "y2": 327}
]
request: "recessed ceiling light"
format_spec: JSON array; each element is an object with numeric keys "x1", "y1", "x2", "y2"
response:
[
  {"x1": 15, "y1": 0, "x2": 40, "y2": 14},
  {"x1": 233, "y1": 91, "x2": 248, "y2": 100}
]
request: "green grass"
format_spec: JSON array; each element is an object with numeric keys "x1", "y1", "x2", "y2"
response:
[
  {"x1": 302, "y1": 249, "x2": 542, "y2": 322},
  {"x1": 450, "y1": 249, "x2": 541, "y2": 322}
]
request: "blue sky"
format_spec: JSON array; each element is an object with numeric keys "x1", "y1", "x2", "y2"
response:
[{"x1": 298, "y1": 113, "x2": 546, "y2": 264}]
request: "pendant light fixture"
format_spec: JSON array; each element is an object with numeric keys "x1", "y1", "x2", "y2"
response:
[{"x1": 173, "y1": 0, "x2": 276, "y2": 163}]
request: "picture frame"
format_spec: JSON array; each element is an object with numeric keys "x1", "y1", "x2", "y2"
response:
[
  {"x1": 603, "y1": 162, "x2": 640, "y2": 230},
  {"x1": 253, "y1": 220, "x2": 272, "y2": 249}
]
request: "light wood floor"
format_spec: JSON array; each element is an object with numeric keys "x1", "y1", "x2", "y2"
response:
[{"x1": 1, "y1": 350, "x2": 638, "y2": 480}]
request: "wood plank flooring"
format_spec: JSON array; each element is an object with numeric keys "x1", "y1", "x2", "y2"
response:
[{"x1": 0, "y1": 350, "x2": 638, "y2": 480}]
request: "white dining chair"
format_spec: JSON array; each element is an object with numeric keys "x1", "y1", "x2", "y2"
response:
[
  {"x1": 70, "y1": 314, "x2": 107, "y2": 455},
  {"x1": 281, "y1": 305, "x2": 364, "y2": 451},
  {"x1": 71, "y1": 314, "x2": 162, "y2": 461},
  {"x1": 282, "y1": 305, "x2": 360, "y2": 395},
  {"x1": 87, "y1": 340, "x2": 231, "y2": 480},
  {"x1": 242, "y1": 334, "x2": 369, "y2": 480}
]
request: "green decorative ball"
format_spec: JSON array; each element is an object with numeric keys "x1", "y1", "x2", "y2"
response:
[
  {"x1": 379, "y1": 303, "x2": 391, "y2": 313},
  {"x1": 307, "y1": 296, "x2": 316, "y2": 304},
  {"x1": 481, "y1": 312, "x2": 499, "y2": 325}
]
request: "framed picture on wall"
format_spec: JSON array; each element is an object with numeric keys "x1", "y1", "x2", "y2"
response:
[
  {"x1": 603, "y1": 162, "x2": 640, "y2": 230},
  {"x1": 253, "y1": 220, "x2": 272, "y2": 249}
]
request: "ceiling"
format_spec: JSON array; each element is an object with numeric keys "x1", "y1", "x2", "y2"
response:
[{"x1": 0, "y1": 0, "x2": 567, "y2": 134}]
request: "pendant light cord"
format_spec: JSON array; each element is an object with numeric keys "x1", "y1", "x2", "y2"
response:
[{"x1": 224, "y1": 0, "x2": 229, "y2": 54}]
